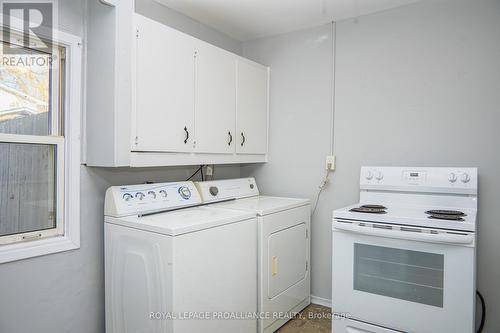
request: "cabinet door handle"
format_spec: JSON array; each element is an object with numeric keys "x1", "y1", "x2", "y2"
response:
[
  {"x1": 184, "y1": 126, "x2": 189, "y2": 144},
  {"x1": 228, "y1": 131, "x2": 233, "y2": 146},
  {"x1": 241, "y1": 132, "x2": 246, "y2": 146}
]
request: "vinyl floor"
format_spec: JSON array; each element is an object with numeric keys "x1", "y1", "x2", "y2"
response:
[{"x1": 275, "y1": 304, "x2": 331, "y2": 333}]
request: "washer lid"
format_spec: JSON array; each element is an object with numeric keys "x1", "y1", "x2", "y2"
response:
[
  {"x1": 214, "y1": 196, "x2": 310, "y2": 216},
  {"x1": 106, "y1": 206, "x2": 255, "y2": 236}
]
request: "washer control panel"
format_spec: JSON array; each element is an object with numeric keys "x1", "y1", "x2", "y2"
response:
[{"x1": 105, "y1": 181, "x2": 201, "y2": 217}]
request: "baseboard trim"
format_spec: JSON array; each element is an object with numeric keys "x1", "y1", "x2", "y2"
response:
[{"x1": 310, "y1": 295, "x2": 332, "y2": 308}]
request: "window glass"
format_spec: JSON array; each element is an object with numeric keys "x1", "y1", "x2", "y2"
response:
[
  {"x1": 0, "y1": 42, "x2": 52, "y2": 136},
  {"x1": 354, "y1": 243, "x2": 444, "y2": 307},
  {"x1": 0, "y1": 142, "x2": 56, "y2": 237}
]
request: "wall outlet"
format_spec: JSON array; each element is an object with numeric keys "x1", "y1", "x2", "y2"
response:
[
  {"x1": 326, "y1": 155, "x2": 336, "y2": 171},
  {"x1": 206, "y1": 165, "x2": 214, "y2": 176}
]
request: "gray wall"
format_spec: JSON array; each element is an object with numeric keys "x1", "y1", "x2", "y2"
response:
[
  {"x1": 240, "y1": 24, "x2": 335, "y2": 301},
  {"x1": 243, "y1": 0, "x2": 500, "y2": 331},
  {"x1": 0, "y1": 1, "x2": 241, "y2": 332},
  {"x1": 135, "y1": 0, "x2": 241, "y2": 54},
  {"x1": 333, "y1": 0, "x2": 500, "y2": 331},
  {"x1": 2, "y1": 0, "x2": 499, "y2": 332}
]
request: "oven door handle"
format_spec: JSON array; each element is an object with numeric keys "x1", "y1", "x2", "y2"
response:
[{"x1": 333, "y1": 222, "x2": 474, "y2": 245}]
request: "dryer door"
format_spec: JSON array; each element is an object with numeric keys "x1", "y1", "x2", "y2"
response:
[{"x1": 268, "y1": 223, "x2": 307, "y2": 298}]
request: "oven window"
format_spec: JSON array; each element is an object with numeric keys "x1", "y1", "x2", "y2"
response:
[{"x1": 354, "y1": 244, "x2": 444, "y2": 307}]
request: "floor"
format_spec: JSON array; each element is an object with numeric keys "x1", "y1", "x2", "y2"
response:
[{"x1": 276, "y1": 304, "x2": 331, "y2": 333}]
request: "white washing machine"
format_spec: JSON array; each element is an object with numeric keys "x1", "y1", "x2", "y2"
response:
[
  {"x1": 196, "y1": 178, "x2": 311, "y2": 333},
  {"x1": 104, "y1": 181, "x2": 258, "y2": 333}
]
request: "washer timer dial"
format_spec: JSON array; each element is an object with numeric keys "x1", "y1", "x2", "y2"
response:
[{"x1": 178, "y1": 186, "x2": 192, "y2": 200}]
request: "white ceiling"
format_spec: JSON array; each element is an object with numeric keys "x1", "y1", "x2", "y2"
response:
[{"x1": 154, "y1": 0, "x2": 419, "y2": 41}]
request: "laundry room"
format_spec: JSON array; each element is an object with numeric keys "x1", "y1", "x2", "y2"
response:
[{"x1": 0, "y1": 0, "x2": 499, "y2": 332}]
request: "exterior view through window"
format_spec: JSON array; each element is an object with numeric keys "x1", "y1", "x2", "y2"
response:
[{"x1": 0, "y1": 38, "x2": 65, "y2": 245}]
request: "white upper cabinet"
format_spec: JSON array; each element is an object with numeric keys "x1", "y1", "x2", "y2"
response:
[
  {"x1": 236, "y1": 60, "x2": 269, "y2": 154},
  {"x1": 134, "y1": 15, "x2": 195, "y2": 153},
  {"x1": 194, "y1": 42, "x2": 237, "y2": 154},
  {"x1": 86, "y1": 4, "x2": 269, "y2": 167}
]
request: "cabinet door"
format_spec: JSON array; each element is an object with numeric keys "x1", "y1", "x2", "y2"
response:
[
  {"x1": 195, "y1": 42, "x2": 236, "y2": 154},
  {"x1": 134, "y1": 14, "x2": 195, "y2": 152},
  {"x1": 236, "y1": 60, "x2": 268, "y2": 154}
]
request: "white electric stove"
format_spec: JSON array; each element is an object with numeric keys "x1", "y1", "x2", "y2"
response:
[{"x1": 332, "y1": 166, "x2": 478, "y2": 333}]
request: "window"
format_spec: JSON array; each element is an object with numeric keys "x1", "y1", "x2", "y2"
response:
[{"x1": 0, "y1": 17, "x2": 81, "y2": 263}]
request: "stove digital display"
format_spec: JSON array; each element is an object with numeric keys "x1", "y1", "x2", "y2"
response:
[{"x1": 403, "y1": 170, "x2": 426, "y2": 184}]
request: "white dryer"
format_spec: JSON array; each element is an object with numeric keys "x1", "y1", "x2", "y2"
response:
[
  {"x1": 104, "y1": 181, "x2": 258, "y2": 333},
  {"x1": 196, "y1": 178, "x2": 311, "y2": 333}
]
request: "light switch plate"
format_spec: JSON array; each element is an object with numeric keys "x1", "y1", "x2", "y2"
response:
[{"x1": 326, "y1": 155, "x2": 336, "y2": 171}]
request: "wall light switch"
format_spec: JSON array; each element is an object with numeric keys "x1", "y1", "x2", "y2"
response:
[{"x1": 326, "y1": 155, "x2": 336, "y2": 171}]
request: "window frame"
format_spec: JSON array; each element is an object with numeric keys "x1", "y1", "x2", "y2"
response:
[{"x1": 0, "y1": 15, "x2": 81, "y2": 263}]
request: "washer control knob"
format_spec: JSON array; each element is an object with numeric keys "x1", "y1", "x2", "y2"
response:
[
  {"x1": 135, "y1": 192, "x2": 145, "y2": 200},
  {"x1": 448, "y1": 173, "x2": 457, "y2": 183},
  {"x1": 159, "y1": 190, "x2": 167, "y2": 198},
  {"x1": 148, "y1": 191, "x2": 156, "y2": 199},
  {"x1": 375, "y1": 171, "x2": 384, "y2": 181},
  {"x1": 122, "y1": 193, "x2": 133, "y2": 201},
  {"x1": 209, "y1": 186, "x2": 219, "y2": 196},
  {"x1": 461, "y1": 172, "x2": 471, "y2": 183},
  {"x1": 365, "y1": 171, "x2": 373, "y2": 180},
  {"x1": 178, "y1": 186, "x2": 192, "y2": 200}
]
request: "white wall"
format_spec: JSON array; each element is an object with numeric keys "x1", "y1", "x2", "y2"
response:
[
  {"x1": 240, "y1": 24, "x2": 335, "y2": 301},
  {"x1": 0, "y1": 1, "x2": 241, "y2": 332},
  {"x1": 243, "y1": 0, "x2": 500, "y2": 331}
]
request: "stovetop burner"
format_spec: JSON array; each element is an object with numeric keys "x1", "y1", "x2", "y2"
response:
[
  {"x1": 361, "y1": 204, "x2": 387, "y2": 210},
  {"x1": 428, "y1": 214, "x2": 465, "y2": 221},
  {"x1": 350, "y1": 204, "x2": 387, "y2": 214},
  {"x1": 425, "y1": 209, "x2": 466, "y2": 221},
  {"x1": 425, "y1": 209, "x2": 466, "y2": 216}
]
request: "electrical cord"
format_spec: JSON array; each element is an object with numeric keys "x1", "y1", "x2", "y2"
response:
[
  {"x1": 312, "y1": 169, "x2": 331, "y2": 216},
  {"x1": 186, "y1": 165, "x2": 203, "y2": 181},
  {"x1": 310, "y1": 21, "x2": 336, "y2": 217},
  {"x1": 476, "y1": 290, "x2": 485, "y2": 333}
]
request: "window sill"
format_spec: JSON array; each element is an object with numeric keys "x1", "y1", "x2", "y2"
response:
[{"x1": 0, "y1": 235, "x2": 80, "y2": 264}]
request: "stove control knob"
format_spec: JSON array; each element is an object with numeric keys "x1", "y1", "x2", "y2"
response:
[
  {"x1": 461, "y1": 172, "x2": 471, "y2": 183},
  {"x1": 375, "y1": 171, "x2": 384, "y2": 181},
  {"x1": 178, "y1": 186, "x2": 192, "y2": 200},
  {"x1": 448, "y1": 173, "x2": 457, "y2": 183},
  {"x1": 122, "y1": 193, "x2": 133, "y2": 202},
  {"x1": 365, "y1": 171, "x2": 373, "y2": 180},
  {"x1": 209, "y1": 186, "x2": 219, "y2": 196},
  {"x1": 159, "y1": 190, "x2": 167, "y2": 198},
  {"x1": 135, "y1": 192, "x2": 145, "y2": 200}
]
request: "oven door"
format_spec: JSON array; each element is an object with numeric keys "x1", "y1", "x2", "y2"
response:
[{"x1": 332, "y1": 219, "x2": 475, "y2": 333}]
